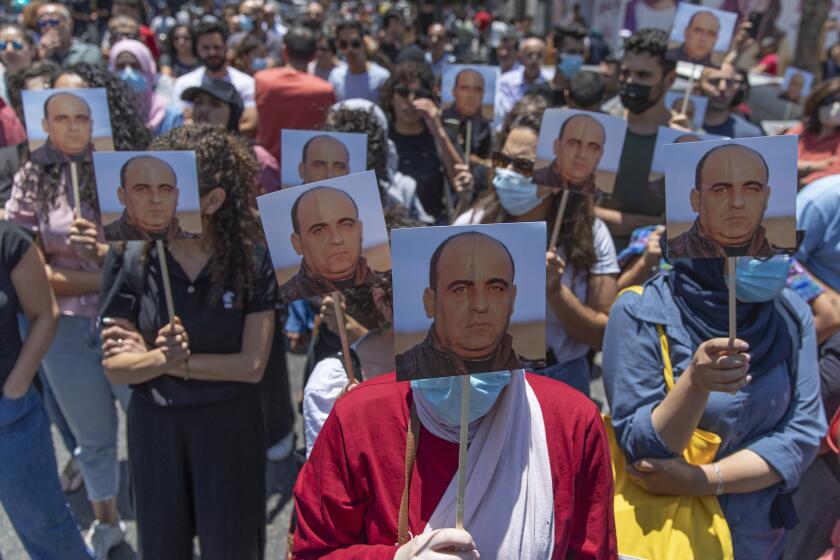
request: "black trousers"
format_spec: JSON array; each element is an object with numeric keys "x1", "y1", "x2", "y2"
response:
[{"x1": 128, "y1": 387, "x2": 266, "y2": 559}]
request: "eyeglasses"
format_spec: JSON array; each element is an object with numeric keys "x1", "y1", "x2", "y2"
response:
[
  {"x1": 492, "y1": 151, "x2": 535, "y2": 176},
  {"x1": 37, "y1": 18, "x2": 63, "y2": 29},
  {"x1": 394, "y1": 85, "x2": 432, "y2": 100},
  {"x1": 0, "y1": 40, "x2": 23, "y2": 51},
  {"x1": 338, "y1": 39, "x2": 362, "y2": 50}
]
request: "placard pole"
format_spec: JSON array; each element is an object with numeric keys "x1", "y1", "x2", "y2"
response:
[
  {"x1": 331, "y1": 291, "x2": 357, "y2": 385},
  {"x1": 548, "y1": 189, "x2": 571, "y2": 250},
  {"x1": 455, "y1": 374, "x2": 470, "y2": 530},
  {"x1": 727, "y1": 256, "x2": 736, "y2": 346},
  {"x1": 681, "y1": 64, "x2": 698, "y2": 117},
  {"x1": 156, "y1": 240, "x2": 176, "y2": 328},
  {"x1": 70, "y1": 162, "x2": 82, "y2": 219}
]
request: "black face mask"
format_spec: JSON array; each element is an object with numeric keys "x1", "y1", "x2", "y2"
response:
[{"x1": 619, "y1": 80, "x2": 662, "y2": 114}]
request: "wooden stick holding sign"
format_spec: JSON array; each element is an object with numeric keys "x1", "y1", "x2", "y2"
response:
[
  {"x1": 727, "y1": 256, "x2": 736, "y2": 346},
  {"x1": 330, "y1": 290, "x2": 357, "y2": 386},
  {"x1": 455, "y1": 374, "x2": 470, "y2": 529},
  {"x1": 547, "y1": 189, "x2": 571, "y2": 250},
  {"x1": 453, "y1": 120, "x2": 474, "y2": 219},
  {"x1": 70, "y1": 162, "x2": 82, "y2": 219},
  {"x1": 155, "y1": 240, "x2": 177, "y2": 328},
  {"x1": 680, "y1": 64, "x2": 698, "y2": 116}
]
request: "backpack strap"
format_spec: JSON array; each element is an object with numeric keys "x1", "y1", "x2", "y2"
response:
[{"x1": 617, "y1": 285, "x2": 675, "y2": 392}]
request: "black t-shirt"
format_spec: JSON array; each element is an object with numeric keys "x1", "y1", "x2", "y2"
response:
[
  {"x1": 390, "y1": 127, "x2": 447, "y2": 221},
  {"x1": 158, "y1": 53, "x2": 201, "y2": 78},
  {"x1": 99, "y1": 242, "x2": 277, "y2": 407},
  {"x1": 0, "y1": 222, "x2": 33, "y2": 393}
]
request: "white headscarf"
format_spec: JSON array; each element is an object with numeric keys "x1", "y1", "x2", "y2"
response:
[{"x1": 415, "y1": 370, "x2": 555, "y2": 559}]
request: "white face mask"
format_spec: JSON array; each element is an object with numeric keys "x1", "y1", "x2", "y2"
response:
[{"x1": 819, "y1": 101, "x2": 840, "y2": 127}]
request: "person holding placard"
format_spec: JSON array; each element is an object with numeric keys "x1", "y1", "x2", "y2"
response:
[
  {"x1": 602, "y1": 253, "x2": 826, "y2": 559},
  {"x1": 456, "y1": 109, "x2": 619, "y2": 395},
  {"x1": 99, "y1": 125, "x2": 276, "y2": 557},
  {"x1": 696, "y1": 63, "x2": 764, "y2": 139}
]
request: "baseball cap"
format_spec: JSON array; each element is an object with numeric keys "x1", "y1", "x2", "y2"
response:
[{"x1": 181, "y1": 78, "x2": 244, "y2": 130}]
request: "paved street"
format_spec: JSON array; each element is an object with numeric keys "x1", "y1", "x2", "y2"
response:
[{"x1": 0, "y1": 353, "x2": 607, "y2": 558}]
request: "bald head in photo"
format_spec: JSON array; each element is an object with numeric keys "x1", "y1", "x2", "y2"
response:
[
  {"x1": 668, "y1": 143, "x2": 775, "y2": 258},
  {"x1": 104, "y1": 155, "x2": 187, "y2": 241},
  {"x1": 396, "y1": 231, "x2": 524, "y2": 379},
  {"x1": 452, "y1": 68, "x2": 485, "y2": 118},
  {"x1": 533, "y1": 113, "x2": 606, "y2": 194},
  {"x1": 35, "y1": 91, "x2": 93, "y2": 161},
  {"x1": 298, "y1": 135, "x2": 350, "y2": 184},
  {"x1": 279, "y1": 186, "x2": 377, "y2": 301},
  {"x1": 667, "y1": 10, "x2": 720, "y2": 66}
]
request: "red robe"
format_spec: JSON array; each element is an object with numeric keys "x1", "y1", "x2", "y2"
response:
[{"x1": 292, "y1": 373, "x2": 616, "y2": 559}]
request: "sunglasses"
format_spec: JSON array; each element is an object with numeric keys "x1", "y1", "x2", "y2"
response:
[
  {"x1": 492, "y1": 151, "x2": 535, "y2": 176},
  {"x1": 394, "y1": 85, "x2": 432, "y2": 99},
  {"x1": 37, "y1": 18, "x2": 63, "y2": 29},
  {"x1": 338, "y1": 39, "x2": 362, "y2": 50},
  {"x1": 0, "y1": 40, "x2": 23, "y2": 51}
]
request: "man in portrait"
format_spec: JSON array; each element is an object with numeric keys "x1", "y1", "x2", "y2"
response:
[
  {"x1": 104, "y1": 155, "x2": 188, "y2": 241},
  {"x1": 668, "y1": 143, "x2": 776, "y2": 258},
  {"x1": 298, "y1": 135, "x2": 350, "y2": 185},
  {"x1": 30, "y1": 91, "x2": 94, "y2": 165},
  {"x1": 780, "y1": 72, "x2": 805, "y2": 103},
  {"x1": 532, "y1": 113, "x2": 606, "y2": 194},
  {"x1": 666, "y1": 10, "x2": 720, "y2": 66},
  {"x1": 442, "y1": 68, "x2": 493, "y2": 170},
  {"x1": 396, "y1": 231, "x2": 524, "y2": 380},
  {"x1": 279, "y1": 185, "x2": 377, "y2": 301}
]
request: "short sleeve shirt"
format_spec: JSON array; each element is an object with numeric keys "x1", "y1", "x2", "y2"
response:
[
  {"x1": 0, "y1": 221, "x2": 33, "y2": 391},
  {"x1": 99, "y1": 242, "x2": 277, "y2": 407},
  {"x1": 173, "y1": 66, "x2": 256, "y2": 108}
]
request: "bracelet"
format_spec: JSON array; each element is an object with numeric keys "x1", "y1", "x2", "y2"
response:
[{"x1": 712, "y1": 462, "x2": 725, "y2": 496}]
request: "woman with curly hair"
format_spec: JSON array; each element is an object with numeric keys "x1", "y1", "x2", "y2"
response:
[
  {"x1": 3, "y1": 63, "x2": 152, "y2": 557},
  {"x1": 99, "y1": 124, "x2": 276, "y2": 557},
  {"x1": 455, "y1": 107, "x2": 619, "y2": 396}
]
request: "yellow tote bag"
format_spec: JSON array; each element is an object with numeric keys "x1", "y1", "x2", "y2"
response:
[{"x1": 604, "y1": 286, "x2": 734, "y2": 560}]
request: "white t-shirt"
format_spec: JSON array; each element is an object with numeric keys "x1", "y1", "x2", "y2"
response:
[
  {"x1": 303, "y1": 356, "x2": 347, "y2": 458},
  {"x1": 172, "y1": 65, "x2": 256, "y2": 108},
  {"x1": 454, "y1": 209, "x2": 619, "y2": 364}
]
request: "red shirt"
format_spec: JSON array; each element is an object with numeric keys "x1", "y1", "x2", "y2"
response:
[
  {"x1": 788, "y1": 122, "x2": 840, "y2": 186},
  {"x1": 254, "y1": 67, "x2": 336, "y2": 161},
  {"x1": 292, "y1": 373, "x2": 616, "y2": 559}
]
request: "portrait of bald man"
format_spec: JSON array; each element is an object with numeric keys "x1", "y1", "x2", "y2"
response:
[
  {"x1": 103, "y1": 155, "x2": 188, "y2": 241},
  {"x1": 667, "y1": 10, "x2": 720, "y2": 66},
  {"x1": 396, "y1": 231, "x2": 524, "y2": 380},
  {"x1": 450, "y1": 68, "x2": 485, "y2": 118},
  {"x1": 30, "y1": 91, "x2": 94, "y2": 165},
  {"x1": 298, "y1": 135, "x2": 350, "y2": 185},
  {"x1": 668, "y1": 143, "x2": 777, "y2": 258},
  {"x1": 533, "y1": 113, "x2": 606, "y2": 194},
  {"x1": 279, "y1": 185, "x2": 377, "y2": 302}
]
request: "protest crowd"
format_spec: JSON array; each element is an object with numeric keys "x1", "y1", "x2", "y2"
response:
[{"x1": 1, "y1": 0, "x2": 840, "y2": 558}]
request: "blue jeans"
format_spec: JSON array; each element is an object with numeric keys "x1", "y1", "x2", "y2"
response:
[
  {"x1": 40, "y1": 315, "x2": 131, "y2": 502},
  {"x1": 534, "y1": 354, "x2": 591, "y2": 396},
  {"x1": 0, "y1": 387, "x2": 92, "y2": 559}
]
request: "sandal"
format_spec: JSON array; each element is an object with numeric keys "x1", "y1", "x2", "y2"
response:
[{"x1": 60, "y1": 458, "x2": 83, "y2": 494}]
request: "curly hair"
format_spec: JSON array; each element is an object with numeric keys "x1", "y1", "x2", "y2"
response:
[
  {"x1": 17, "y1": 62, "x2": 153, "y2": 222},
  {"x1": 471, "y1": 110, "x2": 596, "y2": 271},
  {"x1": 150, "y1": 125, "x2": 262, "y2": 309},
  {"x1": 324, "y1": 106, "x2": 390, "y2": 195},
  {"x1": 378, "y1": 61, "x2": 436, "y2": 122},
  {"x1": 624, "y1": 28, "x2": 675, "y2": 76},
  {"x1": 7, "y1": 60, "x2": 60, "y2": 121}
]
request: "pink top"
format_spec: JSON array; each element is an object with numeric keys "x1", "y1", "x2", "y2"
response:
[{"x1": 4, "y1": 161, "x2": 102, "y2": 317}]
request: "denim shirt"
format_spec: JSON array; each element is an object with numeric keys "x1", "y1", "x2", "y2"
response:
[{"x1": 602, "y1": 279, "x2": 826, "y2": 559}]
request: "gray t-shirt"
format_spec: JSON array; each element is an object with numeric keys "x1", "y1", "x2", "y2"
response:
[{"x1": 328, "y1": 62, "x2": 390, "y2": 103}]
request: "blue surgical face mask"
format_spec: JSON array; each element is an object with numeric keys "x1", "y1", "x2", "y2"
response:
[
  {"x1": 411, "y1": 371, "x2": 512, "y2": 426},
  {"x1": 558, "y1": 54, "x2": 583, "y2": 78},
  {"x1": 251, "y1": 56, "x2": 268, "y2": 71},
  {"x1": 733, "y1": 255, "x2": 790, "y2": 303},
  {"x1": 118, "y1": 67, "x2": 148, "y2": 93},
  {"x1": 238, "y1": 14, "x2": 254, "y2": 32},
  {"x1": 493, "y1": 168, "x2": 548, "y2": 216}
]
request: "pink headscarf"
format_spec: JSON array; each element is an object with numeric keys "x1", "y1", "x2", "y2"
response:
[{"x1": 108, "y1": 39, "x2": 167, "y2": 132}]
